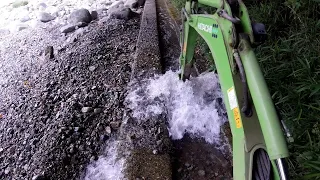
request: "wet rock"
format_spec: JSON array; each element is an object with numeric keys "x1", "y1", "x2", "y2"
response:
[
  {"x1": 124, "y1": 0, "x2": 138, "y2": 9},
  {"x1": 44, "y1": 46, "x2": 54, "y2": 59},
  {"x1": 32, "y1": 175, "x2": 46, "y2": 180},
  {"x1": 75, "y1": 22, "x2": 88, "y2": 28},
  {"x1": 108, "y1": 1, "x2": 125, "y2": 14},
  {"x1": 122, "y1": 64, "x2": 131, "y2": 72},
  {"x1": 88, "y1": 65, "x2": 96, "y2": 71},
  {"x1": 93, "y1": 108, "x2": 102, "y2": 114},
  {"x1": 58, "y1": 11, "x2": 66, "y2": 17},
  {"x1": 81, "y1": 107, "x2": 93, "y2": 113},
  {"x1": 91, "y1": 11, "x2": 98, "y2": 20},
  {"x1": 105, "y1": 126, "x2": 111, "y2": 134},
  {"x1": 38, "y1": 12, "x2": 55, "y2": 22},
  {"x1": 67, "y1": 36, "x2": 77, "y2": 43},
  {"x1": 187, "y1": 164, "x2": 194, "y2": 170},
  {"x1": 7, "y1": 128, "x2": 14, "y2": 135},
  {"x1": 23, "y1": 164, "x2": 29, "y2": 171},
  {"x1": 137, "y1": 0, "x2": 146, "y2": 7},
  {"x1": 20, "y1": 16, "x2": 31, "y2": 22},
  {"x1": 4, "y1": 167, "x2": 10, "y2": 174},
  {"x1": 156, "y1": 138, "x2": 163, "y2": 145},
  {"x1": 25, "y1": 145, "x2": 31, "y2": 151},
  {"x1": 60, "y1": 24, "x2": 76, "y2": 33},
  {"x1": 152, "y1": 149, "x2": 158, "y2": 154},
  {"x1": 69, "y1": 9, "x2": 92, "y2": 24},
  {"x1": 111, "y1": 8, "x2": 135, "y2": 20},
  {"x1": 110, "y1": 121, "x2": 120, "y2": 129},
  {"x1": 46, "y1": 6, "x2": 59, "y2": 17},
  {"x1": 198, "y1": 170, "x2": 206, "y2": 176},
  {"x1": 69, "y1": 145, "x2": 75, "y2": 154},
  {"x1": 90, "y1": 155, "x2": 97, "y2": 161},
  {"x1": 100, "y1": 135, "x2": 109, "y2": 142},
  {"x1": 31, "y1": 139, "x2": 38, "y2": 145},
  {"x1": 37, "y1": 3, "x2": 47, "y2": 11}
]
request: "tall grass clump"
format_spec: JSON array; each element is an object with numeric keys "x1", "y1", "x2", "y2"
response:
[{"x1": 247, "y1": 0, "x2": 320, "y2": 179}]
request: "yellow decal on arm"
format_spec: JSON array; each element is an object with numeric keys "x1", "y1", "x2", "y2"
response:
[
  {"x1": 227, "y1": 87, "x2": 242, "y2": 128},
  {"x1": 233, "y1": 107, "x2": 243, "y2": 128}
]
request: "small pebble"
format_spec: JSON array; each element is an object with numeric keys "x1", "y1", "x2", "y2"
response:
[
  {"x1": 44, "y1": 46, "x2": 54, "y2": 59},
  {"x1": 110, "y1": 121, "x2": 120, "y2": 129},
  {"x1": 89, "y1": 66, "x2": 96, "y2": 71},
  {"x1": 93, "y1": 108, "x2": 102, "y2": 114},
  {"x1": 105, "y1": 126, "x2": 111, "y2": 134},
  {"x1": 81, "y1": 107, "x2": 93, "y2": 113},
  {"x1": 198, "y1": 170, "x2": 205, "y2": 176},
  {"x1": 156, "y1": 139, "x2": 162, "y2": 146},
  {"x1": 4, "y1": 167, "x2": 10, "y2": 174},
  {"x1": 152, "y1": 150, "x2": 158, "y2": 154}
]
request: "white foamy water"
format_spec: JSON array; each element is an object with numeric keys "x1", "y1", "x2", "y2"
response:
[
  {"x1": 126, "y1": 70, "x2": 227, "y2": 144},
  {"x1": 84, "y1": 141, "x2": 126, "y2": 180}
]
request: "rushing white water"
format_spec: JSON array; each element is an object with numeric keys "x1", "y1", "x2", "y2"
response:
[
  {"x1": 126, "y1": 70, "x2": 227, "y2": 144},
  {"x1": 84, "y1": 141, "x2": 126, "y2": 180},
  {"x1": 83, "y1": 71, "x2": 227, "y2": 179}
]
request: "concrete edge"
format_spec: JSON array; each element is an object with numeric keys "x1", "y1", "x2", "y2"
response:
[
  {"x1": 131, "y1": 0, "x2": 162, "y2": 80},
  {"x1": 121, "y1": 0, "x2": 173, "y2": 179}
]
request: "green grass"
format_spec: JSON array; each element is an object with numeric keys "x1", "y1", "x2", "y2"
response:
[
  {"x1": 170, "y1": 0, "x2": 320, "y2": 179},
  {"x1": 248, "y1": 1, "x2": 320, "y2": 179}
]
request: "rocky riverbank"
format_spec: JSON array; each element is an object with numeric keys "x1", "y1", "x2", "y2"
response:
[{"x1": 0, "y1": 0, "x2": 142, "y2": 33}]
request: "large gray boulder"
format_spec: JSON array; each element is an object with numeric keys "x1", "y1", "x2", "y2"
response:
[
  {"x1": 110, "y1": 8, "x2": 135, "y2": 20},
  {"x1": 107, "y1": 1, "x2": 125, "y2": 14},
  {"x1": 69, "y1": 9, "x2": 92, "y2": 24}
]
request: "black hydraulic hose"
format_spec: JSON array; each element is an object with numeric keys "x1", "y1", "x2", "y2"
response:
[{"x1": 233, "y1": 50, "x2": 252, "y2": 117}]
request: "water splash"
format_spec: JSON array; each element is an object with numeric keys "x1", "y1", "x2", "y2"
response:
[
  {"x1": 84, "y1": 141, "x2": 125, "y2": 180},
  {"x1": 126, "y1": 70, "x2": 227, "y2": 144}
]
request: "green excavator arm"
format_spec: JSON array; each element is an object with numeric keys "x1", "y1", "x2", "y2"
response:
[{"x1": 179, "y1": 0, "x2": 289, "y2": 179}]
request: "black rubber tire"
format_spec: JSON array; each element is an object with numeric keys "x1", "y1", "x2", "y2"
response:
[{"x1": 252, "y1": 149, "x2": 273, "y2": 180}]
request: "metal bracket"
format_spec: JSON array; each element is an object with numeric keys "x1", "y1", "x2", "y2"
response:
[{"x1": 218, "y1": 9, "x2": 240, "y2": 24}]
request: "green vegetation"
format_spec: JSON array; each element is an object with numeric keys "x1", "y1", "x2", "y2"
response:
[
  {"x1": 248, "y1": 1, "x2": 320, "y2": 179},
  {"x1": 170, "y1": 0, "x2": 320, "y2": 179}
]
